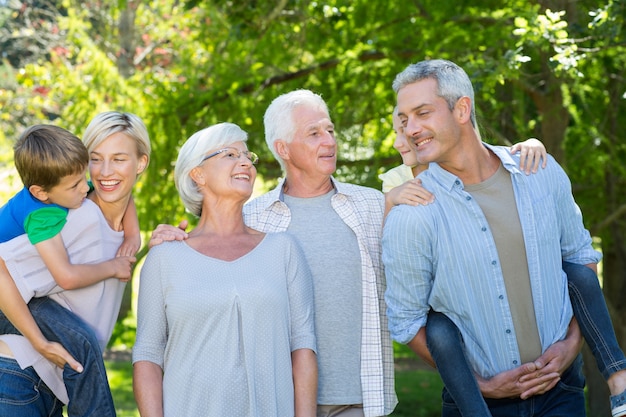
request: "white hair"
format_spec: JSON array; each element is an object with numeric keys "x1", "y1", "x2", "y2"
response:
[
  {"x1": 174, "y1": 122, "x2": 248, "y2": 217},
  {"x1": 263, "y1": 89, "x2": 329, "y2": 170}
]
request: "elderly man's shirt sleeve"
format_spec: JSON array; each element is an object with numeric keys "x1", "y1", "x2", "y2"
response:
[{"x1": 382, "y1": 204, "x2": 433, "y2": 344}]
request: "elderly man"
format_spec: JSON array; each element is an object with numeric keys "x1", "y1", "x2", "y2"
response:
[{"x1": 243, "y1": 89, "x2": 397, "y2": 417}]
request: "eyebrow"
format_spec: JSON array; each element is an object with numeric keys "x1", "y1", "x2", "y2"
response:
[
  {"x1": 399, "y1": 102, "x2": 432, "y2": 117},
  {"x1": 67, "y1": 176, "x2": 84, "y2": 188},
  {"x1": 90, "y1": 151, "x2": 131, "y2": 156}
]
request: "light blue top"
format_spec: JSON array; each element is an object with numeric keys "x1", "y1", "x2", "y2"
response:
[
  {"x1": 382, "y1": 144, "x2": 601, "y2": 379},
  {"x1": 133, "y1": 233, "x2": 316, "y2": 417}
]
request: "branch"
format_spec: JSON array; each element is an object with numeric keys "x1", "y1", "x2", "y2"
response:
[
  {"x1": 240, "y1": 49, "x2": 411, "y2": 95},
  {"x1": 591, "y1": 204, "x2": 626, "y2": 235}
]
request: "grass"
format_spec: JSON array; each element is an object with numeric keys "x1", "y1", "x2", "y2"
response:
[
  {"x1": 105, "y1": 351, "x2": 444, "y2": 417},
  {"x1": 391, "y1": 368, "x2": 443, "y2": 416},
  {"x1": 106, "y1": 361, "x2": 140, "y2": 417}
]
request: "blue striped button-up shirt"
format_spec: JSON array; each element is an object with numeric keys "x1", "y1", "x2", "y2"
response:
[{"x1": 382, "y1": 144, "x2": 601, "y2": 378}]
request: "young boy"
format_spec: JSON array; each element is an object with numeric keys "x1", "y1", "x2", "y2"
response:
[{"x1": 0, "y1": 124, "x2": 138, "y2": 416}]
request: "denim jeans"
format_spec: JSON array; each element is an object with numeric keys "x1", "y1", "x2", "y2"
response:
[
  {"x1": 563, "y1": 261, "x2": 626, "y2": 379},
  {"x1": 0, "y1": 356, "x2": 63, "y2": 417},
  {"x1": 441, "y1": 354, "x2": 586, "y2": 417},
  {"x1": 426, "y1": 310, "x2": 492, "y2": 416},
  {"x1": 0, "y1": 296, "x2": 116, "y2": 417}
]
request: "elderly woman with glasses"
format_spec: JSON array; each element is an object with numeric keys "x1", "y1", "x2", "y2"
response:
[{"x1": 132, "y1": 123, "x2": 317, "y2": 417}]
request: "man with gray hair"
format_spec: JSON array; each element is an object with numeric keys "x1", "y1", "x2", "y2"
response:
[
  {"x1": 382, "y1": 59, "x2": 602, "y2": 416},
  {"x1": 243, "y1": 89, "x2": 397, "y2": 417}
]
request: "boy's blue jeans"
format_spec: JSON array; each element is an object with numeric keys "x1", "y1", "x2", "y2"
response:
[
  {"x1": 0, "y1": 296, "x2": 116, "y2": 417},
  {"x1": 0, "y1": 355, "x2": 64, "y2": 417},
  {"x1": 427, "y1": 261, "x2": 625, "y2": 416}
]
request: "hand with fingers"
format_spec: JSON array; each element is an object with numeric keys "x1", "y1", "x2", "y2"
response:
[
  {"x1": 148, "y1": 220, "x2": 189, "y2": 249},
  {"x1": 37, "y1": 339, "x2": 84, "y2": 373},
  {"x1": 385, "y1": 178, "x2": 435, "y2": 208},
  {"x1": 478, "y1": 317, "x2": 582, "y2": 400},
  {"x1": 510, "y1": 138, "x2": 548, "y2": 175}
]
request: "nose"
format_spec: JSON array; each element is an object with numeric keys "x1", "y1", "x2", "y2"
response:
[
  {"x1": 238, "y1": 154, "x2": 253, "y2": 167},
  {"x1": 80, "y1": 178, "x2": 90, "y2": 193},
  {"x1": 322, "y1": 130, "x2": 336, "y2": 147},
  {"x1": 404, "y1": 117, "x2": 423, "y2": 141},
  {"x1": 393, "y1": 132, "x2": 407, "y2": 151},
  {"x1": 100, "y1": 160, "x2": 114, "y2": 176}
]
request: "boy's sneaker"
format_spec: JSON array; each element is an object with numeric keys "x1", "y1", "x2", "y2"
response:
[{"x1": 611, "y1": 388, "x2": 626, "y2": 417}]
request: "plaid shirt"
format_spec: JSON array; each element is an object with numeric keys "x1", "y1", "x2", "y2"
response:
[{"x1": 243, "y1": 177, "x2": 397, "y2": 417}]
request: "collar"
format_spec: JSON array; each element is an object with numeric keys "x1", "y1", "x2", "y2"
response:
[
  {"x1": 268, "y1": 176, "x2": 347, "y2": 202},
  {"x1": 426, "y1": 143, "x2": 519, "y2": 191}
]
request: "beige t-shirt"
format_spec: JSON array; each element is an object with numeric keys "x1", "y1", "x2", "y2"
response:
[{"x1": 465, "y1": 164, "x2": 542, "y2": 363}]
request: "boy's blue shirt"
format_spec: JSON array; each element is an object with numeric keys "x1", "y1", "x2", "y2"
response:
[{"x1": 0, "y1": 187, "x2": 68, "y2": 244}]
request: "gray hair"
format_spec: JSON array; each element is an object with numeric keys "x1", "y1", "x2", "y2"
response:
[
  {"x1": 82, "y1": 111, "x2": 152, "y2": 165},
  {"x1": 175, "y1": 122, "x2": 248, "y2": 217},
  {"x1": 263, "y1": 89, "x2": 329, "y2": 170},
  {"x1": 392, "y1": 59, "x2": 477, "y2": 130}
]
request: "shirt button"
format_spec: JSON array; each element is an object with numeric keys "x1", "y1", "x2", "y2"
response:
[
  {"x1": 455, "y1": 180, "x2": 461, "y2": 185},
  {"x1": 513, "y1": 360, "x2": 518, "y2": 365},
  {"x1": 506, "y1": 329, "x2": 511, "y2": 334},
  {"x1": 481, "y1": 227, "x2": 487, "y2": 232},
  {"x1": 499, "y1": 295, "x2": 504, "y2": 300},
  {"x1": 492, "y1": 260, "x2": 497, "y2": 266}
]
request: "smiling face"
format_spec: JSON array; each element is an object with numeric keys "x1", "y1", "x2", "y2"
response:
[
  {"x1": 88, "y1": 131, "x2": 148, "y2": 206},
  {"x1": 396, "y1": 78, "x2": 463, "y2": 166},
  {"x1": 42, "y1": 169, "x2": 90, "y2": 209},
  {"x1": 279, "y1": 104, "x2": 337, "y2": 181},
  {"x1": 392, "y1": 111, "x2": 418, "y2": 168},
  {"x1": 195, "y1": 140, "x2": 257, "y2": 200}
]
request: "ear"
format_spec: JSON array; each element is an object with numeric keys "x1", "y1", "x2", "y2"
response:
[
  {"x1": 28, "y1": 184, "x2": 49, "y2": 202},
  {"x1": 454, "y1": 96, "x2": 473, "y2": 125},
  {"x1": 189, "y1": 166, "x2": 205, "y2": 186},
  {"x1": 275, "y1": 140, "x2": 289, "y2": 160},
  {"x1": 136, "y1": 155, "x2": 148, "y2": 175}
]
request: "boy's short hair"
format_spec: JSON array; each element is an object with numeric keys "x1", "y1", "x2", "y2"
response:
[{"x1": 14, "y1": 125, "x2": 88, "y2": 190}]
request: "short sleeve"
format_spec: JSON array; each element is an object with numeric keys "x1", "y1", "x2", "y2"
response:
[{"x1": 23, "y1": 206, "x2": 68, "y2": 244}]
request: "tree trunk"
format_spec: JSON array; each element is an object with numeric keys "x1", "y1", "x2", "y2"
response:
[
  {"x1": 116, "y1": 0, "x2": 138, "y2": 322},
  {"x1": 589, "y1": 54, "x2": 626, "y2": 416},
  {"x1": 117, "y1": 1, "x2": 137, "y2": 78}
]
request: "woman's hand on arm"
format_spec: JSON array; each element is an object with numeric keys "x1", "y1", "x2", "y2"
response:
[
  {"x1": 292, "y1": 348, "x2": 317, "y2": 417},
  {"x1": 148, "y1": 220, "x2": 189, "y2": 249}
]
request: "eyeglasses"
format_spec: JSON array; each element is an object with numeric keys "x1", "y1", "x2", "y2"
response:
[{"x1": 200, "y1": 147, "x2": 259, "y2": 165}]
